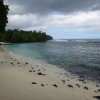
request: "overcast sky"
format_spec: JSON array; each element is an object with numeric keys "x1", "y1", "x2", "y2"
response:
[{"x1": 5, "y1": 0, "x2": 100, "y2": 39}]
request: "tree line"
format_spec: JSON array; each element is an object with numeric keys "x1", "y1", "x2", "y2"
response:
[{"x1": 3, "y1": 29, "x2": 53, "y2": 42}]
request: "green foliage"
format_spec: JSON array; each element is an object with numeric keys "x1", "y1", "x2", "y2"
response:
[
  {"x1": 4, "y1": 29, "x2": 53, "y2": 43},
  {"x1": 0, "y1": 0, "x2": 9, "y2": 32},
  {"x1": 0, "y1": 32, "x2": 5, "y2": 41}
]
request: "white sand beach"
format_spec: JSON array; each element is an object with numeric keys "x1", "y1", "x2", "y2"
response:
[{"x1": 0, "y1": 45, "x2": 100, "y2": 100}]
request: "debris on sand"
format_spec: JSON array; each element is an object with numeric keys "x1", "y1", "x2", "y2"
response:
[
  {"x1": 76, "y1": 84, "x2": 81, "y2": 88},
  {"x1": 25, "y1": 62, "x2": 28, "y2": 65},
  {"x1": 32, "y1": 82, "x2": 37, "y2": 84},
  {"x1": 93, "y1": 96, "x2": 100, "y2": 99},
  {"x1": 38, "y1": 72, "x2": 46, "y2": 76},
  {"x1": 98, "y1": 89, "x2": 100, "y2": 92},
  {"x1": 84, "y1": 86, "x2": 88, "y2": 90},
  {"x1": 33, "y1": 70, "x2": 36, "y2": 72},
  {"x1": 68, "y1": 85, "x2": 73, "y2": 88},
  {"x1": 41, "y1": 84, "x2": 44, "y2": 86},
  {"x1": 53, "y1": 84, "x2": 58, "y2": 88},
  {"x1": 29, "y1": 70, "x2": 32, "y2": 72}
]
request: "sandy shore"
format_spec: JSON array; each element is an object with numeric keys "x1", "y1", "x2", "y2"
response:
[
  {"x1": 0, "y1": 42, "x2": 11, "y2": 45},
  {"x1": 0, "y1": 45, "x2": 100, "y2": 100}
]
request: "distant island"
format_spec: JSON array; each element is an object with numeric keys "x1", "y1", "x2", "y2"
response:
[{"x1": 0, "y1": 0, "x2": 53, "y2": 43}]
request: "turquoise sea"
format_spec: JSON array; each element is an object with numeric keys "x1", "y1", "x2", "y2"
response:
[{"x1": 4, "y1": 39, "x2": 100, "y2": 83}]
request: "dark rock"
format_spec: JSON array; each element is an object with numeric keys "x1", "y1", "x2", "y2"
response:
[
  {"x1": 25, "y1": 62, "x2": 28, "y2": 65},
  {"x1": 33, "y1": 70, "x2": 36, "y2": 72},
  {"x1": 76, "y1": 84, "x2": 81, "y2": 88},
  {"x1": 11, "y1": 62, "x2": 13, "y2": 64},
  {"x1": 79, "y1": 79, "x2": 87, "y2": 84},
  {"x1": 41, "y1": 84, "x2": 44, "y2": 86},
  {"x1": 84, "y1": 86, "x2": 88, "y2": 90},
  {"x1": 29, "y1": 70, "x2": 32, "y2": 72},
  {"x1": 79, "y1": 79, "x2": 84, "y2": 82},
  {"x1": 53, "y1": 84, "x2": 58, "y2": 88},
  {"x1": 98, "y1": 89, "x2": 100, "y2": 92},
  {"x1": 38, "y1": 72, "x2": 45, "y2": 75},
  {"x1": 68, "y1": 85, "x2": 73, "y2": 88},
  {"x1": 93, "y1": 96, "x2": 100, "y2": 99},
  {"x1": 94, "y1": 91, "x2": 98, "y2": 93},
  {"x1": 38, "y1": 69, "x2": 41, "y2": 71},
  {"x1": 32, "y1": 82, "x2": 37, "y2": 84}
]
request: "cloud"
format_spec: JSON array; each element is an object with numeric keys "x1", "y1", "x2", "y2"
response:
[
  {"x1": 5, "y1": 0, "x2": 100, "y2": 38},
  {"x1": 5, "y1": 0, "x2": 100, "y2": 15},
  {"x1": 7, "y1": 11, "x2": 100, "y2": 32}
]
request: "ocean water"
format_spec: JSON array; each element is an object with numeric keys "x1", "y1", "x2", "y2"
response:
[{"x1": 4, "y1": 39, "x2": 100, "y2": 83}]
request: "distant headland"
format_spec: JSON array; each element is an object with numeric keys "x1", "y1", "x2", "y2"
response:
[{"x1": 0, "y1": 29, "x2": 53, "y2": 43}]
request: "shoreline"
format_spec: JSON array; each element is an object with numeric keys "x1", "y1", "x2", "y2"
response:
[
  {"x1": 0, "y1": 42, "x2": 11, "y2": 45},
  {"x1": 0, "y1": 46, "x2": 100, "y2": 100},
  {"x1": 4, "y1": 44, "x2": 100, "y2": 84}
]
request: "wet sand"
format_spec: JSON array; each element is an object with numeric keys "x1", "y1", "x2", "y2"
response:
[{"x1": 0, "y1": 45, "x2": 100, "y2": 100}]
